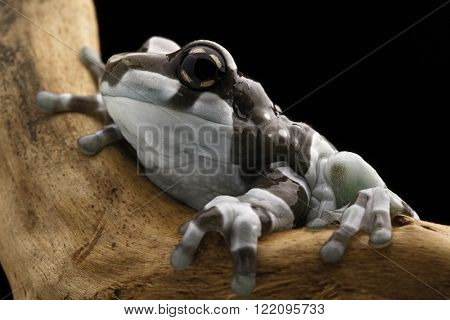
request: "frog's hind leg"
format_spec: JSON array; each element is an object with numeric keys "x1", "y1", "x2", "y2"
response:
[
  {"x1": 319, "y1": 187, "x2": 391, "y2": 262},
  {"x1": 77, "y1": 124, "x2": 123, "y2": 156},
  {"x1": 319, "y1": 151, "x2": 420, "y2": 263}
]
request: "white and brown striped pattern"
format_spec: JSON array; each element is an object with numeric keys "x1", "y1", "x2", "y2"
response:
[{"x1": 36, "y1": 36, "x2": 420, "y2": 297}]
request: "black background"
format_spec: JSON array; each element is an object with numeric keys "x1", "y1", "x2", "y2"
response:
[{"x1": 1, "y1": 0, "x2": 449, "y2": 299}]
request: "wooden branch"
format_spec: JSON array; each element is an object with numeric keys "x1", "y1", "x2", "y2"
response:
[{"x1": 0, "y1": 0, "x2": 449, "y2": 299}]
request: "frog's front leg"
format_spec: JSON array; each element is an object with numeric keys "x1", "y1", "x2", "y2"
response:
[
  {"x1": 36, "y1": 92, "x2": 105, "y2": 115},
  {"x1": 37, "y1": 46, "x2": 105, "y2": 114},
  {"x1": 319, "y1": 151, "x2": 419, "y2": 263},
  {"x1": 171, "y1": 165, "x2": 310, "y2": 296},
  {"x1": 36, "y1": 47, "x2": 123, "y2": 155},
  {"x1": 36, "y1": 91, "x2": 123, "y2": 155}
]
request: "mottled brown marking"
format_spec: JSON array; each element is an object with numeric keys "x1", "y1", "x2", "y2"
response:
[{"x1": 251, "y1": 166, "x2": 310, "y2": 226}]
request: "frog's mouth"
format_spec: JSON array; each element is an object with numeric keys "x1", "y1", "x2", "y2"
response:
[
  {"x1": 102, "y1": 94, "x2": 237, "y2": 189},
  {"x1": 100, "y1": 69, "x2": 233, "y2": 127}
]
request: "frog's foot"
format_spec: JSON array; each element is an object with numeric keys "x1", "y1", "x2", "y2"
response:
[
  {"x1": 36, "y1": 91, "x2": 106, "y2": 116},
  {"x1": 77, "y1": 124, "x2": 123, "y2": 156},
  {"x1": 171, "y1": 195, "x2": 271, "y2": 296},
  {"x1": 320, "y1": 187, "x2": 394, "y2": 263},
  {"x1": 80, "y1": 46, "x2": 105, "y2": 82}
]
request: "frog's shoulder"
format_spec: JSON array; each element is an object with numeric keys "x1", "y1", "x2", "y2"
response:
[
  {"x1": 287, "y1": 121, "x2": 336, "y2": 180},
  {"x1": 293, "y1": 121, "x2": 337, "y2": 153}
]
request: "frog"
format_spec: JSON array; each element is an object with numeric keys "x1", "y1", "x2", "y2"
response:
[{"x1": 36, "y1": 36, "x2": 419, "y2": 296}]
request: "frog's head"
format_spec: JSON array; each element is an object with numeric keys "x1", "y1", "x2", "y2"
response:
[{"x1": 100, "y1": 37, "x2": 298, "y2": 172}]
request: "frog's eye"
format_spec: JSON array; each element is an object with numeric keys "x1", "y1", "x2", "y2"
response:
[{"x1": 177, "y1": 46, "x2": 226, "y2": 90}]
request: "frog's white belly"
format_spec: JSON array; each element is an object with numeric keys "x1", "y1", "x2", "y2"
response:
[{"x1": 103, "y1": 96, "x2": 248, "y2": 210}]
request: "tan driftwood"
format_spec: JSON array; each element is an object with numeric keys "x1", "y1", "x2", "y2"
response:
[{"x1": 0, "y1": 0, "x2": 449, "y2": 300}]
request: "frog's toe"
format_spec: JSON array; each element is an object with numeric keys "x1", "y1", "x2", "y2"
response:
[
  {"x1": 36, "y1": 91, "x2": 58, "y2": 112},
  {"x1": 320, "y1": 239, "x2": 345, "y2": 263},
  {"x1": 177, "y1": 221, "x2": 190, "y2": 235},
  {"x1": 80, "y1": 46, "x2": 100, "y2": 63},
  {"x1": 170, "y1": 245, "x2": 194, "y2": 270},
  {"x1": 231, "y1": 274, "x2": 256, "y2": 297},
  {"x1": 77, "y1": 134, "x2": 102, "y2": 156},
  {"x1": 80, "y1": 46, "x2": 104, "y2": 81},
  {"x1": 170, "y1": 222, "x2": 206, "y2": 270},
  {"x1": 229, "y1": 218, "x2": 259, "y2": 296},
  {"x1": 170, "y1": 200, "x2": 262, "y2": 296},
  {"x1": 369, "y1": 228, "x2": 392, "y2": 248}
]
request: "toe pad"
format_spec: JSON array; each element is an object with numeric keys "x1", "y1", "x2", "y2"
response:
[
  {"x1": 36, "y1": 91, "x2": 57, "y2": 112},
  {"x1": 231, "y1": 274, "x2": 256, "y2": 296},
  {"x1": 320, "y1": 240, "x2": 345, "y2": 263}
]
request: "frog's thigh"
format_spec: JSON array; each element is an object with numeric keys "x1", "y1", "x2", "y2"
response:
[{"x1": 324, "y1": 151, "x2": 385, "y2": 207}]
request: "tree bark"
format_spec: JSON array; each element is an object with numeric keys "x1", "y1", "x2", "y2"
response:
[{"x1": 0, "y1": 0, "x2": 449, "y2": 300}]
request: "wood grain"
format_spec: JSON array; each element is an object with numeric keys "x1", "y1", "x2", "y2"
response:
[{"x1": 0, "y1": 0, "x2": 449, "y2": 299}]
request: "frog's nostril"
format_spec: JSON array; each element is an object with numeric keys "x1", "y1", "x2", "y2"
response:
[
  {"x1": 107, "y1": 53, "x2": 126, "y2": 65},
  {"x1": 122, "y1": 58, "x2": 133, "y2": 66}
]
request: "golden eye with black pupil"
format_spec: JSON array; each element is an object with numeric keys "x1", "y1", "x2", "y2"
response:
[{"x1": 177, "y1": 46, "x2": 226, "y2": 90}]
